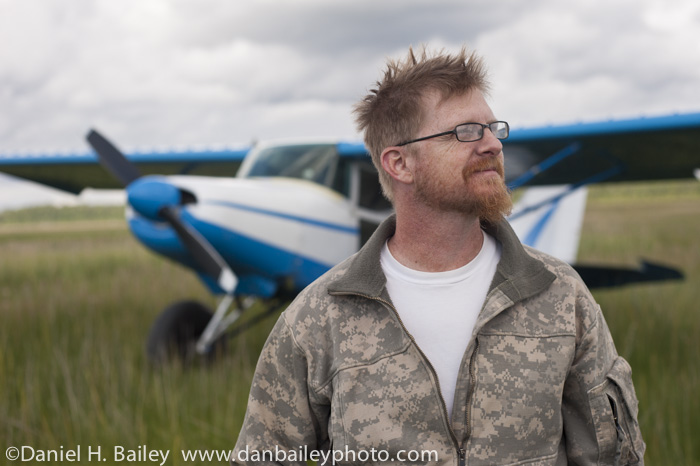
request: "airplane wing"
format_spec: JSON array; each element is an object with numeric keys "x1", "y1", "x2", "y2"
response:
[
  {"x1": 2, "y1": 112, "x2": 699, "y2": 194},
  {"x1": 340, "y1": 112, "x2": 700, "y2": 187},
  {"x1": 503, "y1": 112, "x2": 700, "y2": 188},
  {"x1": 0, "y1": 142, "x2": 250, "y2": 193}
]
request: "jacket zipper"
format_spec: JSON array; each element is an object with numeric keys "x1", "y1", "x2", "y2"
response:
[
  {"x1": 329, "y1": 291, "x2": 473, "y2": 465},
  {"x1": 465, "y1": 338, "x2": 479, "y2": 441}
]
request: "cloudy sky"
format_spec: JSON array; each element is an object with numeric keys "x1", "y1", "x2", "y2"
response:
[{"x1": 1, "y1": 0, "x2": 699, "y2": 155}]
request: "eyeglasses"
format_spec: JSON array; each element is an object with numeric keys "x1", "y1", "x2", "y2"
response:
[{"x1": 397, "y1": 121, "x2": 509, "y2": 146}]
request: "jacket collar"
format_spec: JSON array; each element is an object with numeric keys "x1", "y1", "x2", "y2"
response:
[{"x1": 327, "y1": 214, "x2": 555, "y2": 305}]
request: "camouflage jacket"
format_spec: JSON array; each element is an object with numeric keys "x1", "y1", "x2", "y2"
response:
[{"x1": 231, "y1": 216, "x2": 645, "y2": 465}]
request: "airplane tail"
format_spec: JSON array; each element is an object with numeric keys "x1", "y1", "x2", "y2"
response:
[
  {"x1": 508, "y1": 185, "x2": 588, "y2": 264},
  {"x1": 507, "y1": 186, "x2": 684, "y2": 288}
]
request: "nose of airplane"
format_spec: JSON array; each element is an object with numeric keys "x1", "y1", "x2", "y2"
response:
[
  {"x1": 86, "y1": 128, "x2": 237, "y2": 296},
  {"x1": 127, "y1": 176, "x2": 182, "y2": 221}
]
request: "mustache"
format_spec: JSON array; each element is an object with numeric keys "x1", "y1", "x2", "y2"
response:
[{"x1": 462, "y1": 158, "x2": 505, "y2": 180}]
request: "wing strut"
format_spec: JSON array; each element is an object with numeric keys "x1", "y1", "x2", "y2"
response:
[
  {"x1": 508, "y1": 142, "x2": 582, "y2": 189},
  {"x1": 509, "y1": 163, "x2": 624, "y2": 221}
]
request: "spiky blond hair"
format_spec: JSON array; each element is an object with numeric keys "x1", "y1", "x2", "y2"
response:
[{"x1": 353, "y1": 46, "x2": 489, "y2": 201}]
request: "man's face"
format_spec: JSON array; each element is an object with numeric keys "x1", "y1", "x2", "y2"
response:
[{"x1": 409, "y1": 89, "x2": 512, "y2": 223}]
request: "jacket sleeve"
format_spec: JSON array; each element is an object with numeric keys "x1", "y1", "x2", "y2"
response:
[
  {"x1": 562, "y1": 294, "x2": 646, "y2": 465},
  {"x1": 230, "y1": 314, "x2": 329, "y2": 465}
]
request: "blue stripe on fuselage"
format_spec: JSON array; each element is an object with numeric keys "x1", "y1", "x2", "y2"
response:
[
  {"x1": 204, "y1": 200, "x2": 359, "y2": 234},
  {"x1": 128, "y1": 210, "x2": 337, "y2": 296}
]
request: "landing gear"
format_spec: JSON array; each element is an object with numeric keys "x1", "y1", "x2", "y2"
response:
[
  {"x1": 145, "y1": 300, "x2": 227, "y2": 366},
  {"x1": 146, "y1": 296, "x2": 287, "y2": 366}
]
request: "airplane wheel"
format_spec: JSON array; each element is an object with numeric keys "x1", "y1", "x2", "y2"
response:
[{"x1": 146, "y1": 300, "x2": 226, "y2": 366}]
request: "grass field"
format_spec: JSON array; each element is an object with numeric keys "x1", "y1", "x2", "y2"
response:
[{"x1": 1, "y1": 180, "x2": 699, "y2": 465}]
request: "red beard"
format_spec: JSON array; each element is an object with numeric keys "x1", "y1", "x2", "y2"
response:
[{"x1": 415, "y1": 157, "x2": 513, "y2": 223}]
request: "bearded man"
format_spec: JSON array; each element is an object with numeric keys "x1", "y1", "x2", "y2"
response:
[{"x1": 230, "y1": 46, "x2": 645, "y2": 466}]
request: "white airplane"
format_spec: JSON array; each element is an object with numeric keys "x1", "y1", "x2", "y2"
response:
[{"x1": 1, "y1": 111, "x2": 699, "y2": 364}]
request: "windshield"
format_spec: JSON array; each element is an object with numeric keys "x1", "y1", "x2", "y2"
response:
[{"x1": 240, "y1": 144, "x2": 339, "y2": 187}]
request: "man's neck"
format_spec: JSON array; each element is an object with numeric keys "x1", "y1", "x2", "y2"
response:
[{"x1": 388, "y1": 204, "x2": 485, "y2": 272}]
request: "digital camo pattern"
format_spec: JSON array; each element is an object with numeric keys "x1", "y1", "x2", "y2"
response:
[
  {"x1": 231, "y1": 217, "x2": 645, "y2": 465},
  {"x1": 332, "y1": 345, "x2": 456, "y2": 464},
  {"x1": 467, "y1": 333, "x2": 574, "y2": 463},
  {"x1": 232, "y1": 262, "x2": 458, "y2": 465}
]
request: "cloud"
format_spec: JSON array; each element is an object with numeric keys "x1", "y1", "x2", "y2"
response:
[
  {"x1": 478, "y1": 0, "x2": 700, "y2": 124},
  {"x1": 0, "y1": 0, "x2": 698, "y2": 153}
]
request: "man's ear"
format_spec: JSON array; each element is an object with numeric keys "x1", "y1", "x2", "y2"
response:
[{"x1": 380, "y1": 146, "x2": 414, "y2": 185}]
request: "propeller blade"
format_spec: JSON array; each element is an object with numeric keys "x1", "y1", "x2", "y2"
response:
[
  {"x1": 86, "y1": 129, "x2": 141, "y2": 186},
  {"x1": 159, "y1": 206, "x2": 238, "y2": 295},
  {"x1": 86, "y1": 129, "x2": 236, "y2": 294}
]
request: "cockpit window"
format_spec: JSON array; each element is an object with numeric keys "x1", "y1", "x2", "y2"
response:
[{"x1": 243, "y1": 144, "x2": 338, "y2": 187}]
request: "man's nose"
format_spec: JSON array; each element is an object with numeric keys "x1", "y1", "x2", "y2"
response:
[{"x1": 476, "y1": 127, "x2": 503, "y2": 156}]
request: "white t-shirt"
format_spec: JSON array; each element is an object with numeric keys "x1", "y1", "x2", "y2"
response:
[{"x1": 380, "y1": 230, "x2": 501, "y2": 419}]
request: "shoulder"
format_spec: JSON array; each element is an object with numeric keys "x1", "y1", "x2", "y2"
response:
[
  {"x1": 277, "y1": 252, "x2": 410, "y2": 388},
  {"x1": 523, "y1": 245, "x2": 584, "y2": 285},
  {"x1": 279, "y1": 251, "x2": 381, "y2": 355},
  {"x1": 282, "y1": 254, "x2": 356, "y2": 326},
  {"x1": 522, "y1": 245, "x2": 600, "y2": 336}
]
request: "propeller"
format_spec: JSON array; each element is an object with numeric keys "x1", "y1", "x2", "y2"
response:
[
  {"x1": 86, "y1": 130, "x2": 142, "y2": 186},
  {"x1": 158, "y1": 207, "x2": 237, "y2": 294},
  {"x1": 85, "y1": 129, "x2": 238, "y2": 295}
]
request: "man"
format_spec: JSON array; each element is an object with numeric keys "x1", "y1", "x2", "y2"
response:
[{"x1": 231, "y1": 47, "x2": 645, "y2": 465}]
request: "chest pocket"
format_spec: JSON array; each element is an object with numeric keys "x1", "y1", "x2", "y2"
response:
[{"x1": 467, "y1": 333, "x2": 575, "y2": 465}]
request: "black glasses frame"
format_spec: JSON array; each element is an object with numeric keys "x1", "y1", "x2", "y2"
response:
[{"x1": 396, "y1": 121, "x2": 509, "y2": 146}]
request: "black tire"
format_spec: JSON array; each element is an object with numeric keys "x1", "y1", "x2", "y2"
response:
[{"x1": 146, "y1": 300, "x2": 226, "y2": 366}]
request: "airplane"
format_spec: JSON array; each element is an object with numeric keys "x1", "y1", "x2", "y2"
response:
[{"x1": 1, "y1": 110, "x2": 699, "y2": 365}]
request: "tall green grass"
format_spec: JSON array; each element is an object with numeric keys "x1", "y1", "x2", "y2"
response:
[
  {"x1": 1, "y1": 180, "x2": 699, "y2": 465},
  {"x1": 579, "y1": 180, "x2": 700, "y2": 464},
  {"x1": 0, "y1": 213, "x2": 277, "y2": 464}
]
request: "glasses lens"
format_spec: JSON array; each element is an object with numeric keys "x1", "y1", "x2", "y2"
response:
[
  {"x1": 455, "y1": 123, "x2": 482, "y2": 142},
  {"x1": 491, "y1": 121, "x2": 509, "y2": 140}
]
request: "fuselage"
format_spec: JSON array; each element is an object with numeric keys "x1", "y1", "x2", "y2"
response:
[{"x1": 126, "y1": 141, "x2": 383, "y2": 297}]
